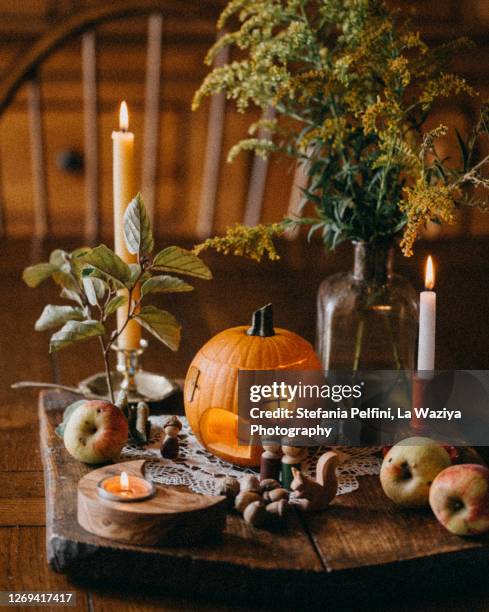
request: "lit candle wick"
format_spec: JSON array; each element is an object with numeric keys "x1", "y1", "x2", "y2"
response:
[
  {"x1": 120, "y1": 471, "x2": 130, "y2": 492},
  {"x1": 425, "y1": 255, "x2": 435, "y2": 290},
  {"x1": 119, "y1": 100, "x2": 129, "y2": 132}
]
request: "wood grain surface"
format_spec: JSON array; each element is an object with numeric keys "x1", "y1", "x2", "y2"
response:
[
  {"x1": 40, "y1": 389, "x2": 489, "y2": 608},
  {"x1": 3, "y1": 236, "x2": 489, "y2": 611},
  {"x1": 78, "y1": 460, "x2": 227, "y2": 545},
  {"x1": 0, "y1": 1, "x2": 489, "y2": 241},
  {"x1": 40, "y1": 391, "x2": 324, "y2": 603}
]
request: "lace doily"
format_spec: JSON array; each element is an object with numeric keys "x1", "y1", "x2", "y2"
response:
[{"x1": 122, "y1": 415, "x2": 381, "y2": 496}]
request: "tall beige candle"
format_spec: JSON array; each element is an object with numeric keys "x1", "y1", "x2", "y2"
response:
[{"x1": 112, "y1": 101, "x2": 141, "y2": 351}]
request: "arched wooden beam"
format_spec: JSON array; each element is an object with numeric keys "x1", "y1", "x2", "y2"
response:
[{"x1": 0, "y1": 0, "x2": 218, "y2": 115}]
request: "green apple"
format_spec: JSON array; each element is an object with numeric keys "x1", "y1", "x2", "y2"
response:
[
  {"x1": 429, "y1": 464, "x2": 489, "y2": 535},
  {"x1": 380, "y1": 436, "x2": 451, "y2": 507},
  {"x1": 63, "y1": 400, "x2": 128, "y2": 464}
]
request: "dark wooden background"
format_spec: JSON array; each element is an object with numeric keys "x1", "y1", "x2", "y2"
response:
[{"x1": 0, "y1": 0, "x2": 487, "y2": 241}]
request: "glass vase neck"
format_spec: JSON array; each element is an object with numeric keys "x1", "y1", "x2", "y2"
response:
[{"x1": 353, "y1": 241, "x2": 393, "y2": 283}]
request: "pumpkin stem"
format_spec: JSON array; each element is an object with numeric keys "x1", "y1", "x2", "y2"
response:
[{"x1": 247, "y1": 303, "x2": 275, "y2": 337}]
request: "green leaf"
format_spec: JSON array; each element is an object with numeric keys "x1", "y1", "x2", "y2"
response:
[
  {"x1": 49, "y1": 249, "x2": 70, "y2": 270},
  {"x1": 152, "y1": 247, "x2": 212, "y2": 279},
  {"x1": 123, "y1": 193, "x2": 154, "y2": 256},
  {"x1": 141, "y1": 275, "x2": 194, "y2": 296},
  {"x1": 55, "y1": 399, "x2": 85, "y2": 439},
  {"x1": 71, "y1": 246, "x2": 92, "y2": 259},
  {"x1": 82, "y1": 276, "x2": 106, "y2": 306},
  {"x1": 71, "y1": 247, "x2": 92, "y2": 276},
  {"x1": 81, "y1": 244, "x2": 132, "y2": 289},
  {"x1": 52, "y1": 270, "x2": 79, "y2": 292},
  {"x1": 49, "y1": 320, "x2": 105, "y2": 353},
  {"x1": 105, "y1": 295, "x2": 128, "y2": 317},
  {"x1": 60, "y1": 288, "x2": 83, "y2": 306},
  {"x1": 129, "y1": 263, "x2": 142, "y2": 287},
  {"x1": 35, "y1": 305, "x2": 85, "y2": 331},
  {"x1": 22, "y1": 263, "x2": 57, "y2": 288},
  {"x1": 135, "y1": 305, "x2": 181, "y2": 351}
]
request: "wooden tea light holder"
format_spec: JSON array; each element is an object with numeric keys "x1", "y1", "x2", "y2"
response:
[{"x1": 77, "y1": 460, "x2": 227, "y2": 546}]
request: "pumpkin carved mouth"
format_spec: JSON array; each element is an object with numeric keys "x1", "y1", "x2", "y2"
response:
[{"x1": 199, "y1": 408, "x2": 262, "y2": 467}]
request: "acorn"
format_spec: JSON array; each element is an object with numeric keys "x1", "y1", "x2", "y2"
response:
[
  {"x1": 218, "y1": 476, "x2": 240, "y2": 508},
  {"x1": 243, "y1": 500, "x2": 268, "y2": 527},
  {"x1": 235, "y1": 491, "x2": 261, "y2": 513},
  {"x1": 259, "y1": 478, "x2": 281, "y2": 493},
  {"x1": 266, "y1": 499, "x2": 291, "y2": 519},
  {"x1": 239, "y1": 474, "x2": 260, "y2": 494},
  {"x1": 263, "y1": 487, "x2": 289, "y2": 503}
]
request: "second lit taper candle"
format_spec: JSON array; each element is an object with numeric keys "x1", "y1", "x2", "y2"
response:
[
  {"x1": 112, "y1": 101, "x2": 141, "y2": 351},
  {"x1": 417, "y1": 255, "x2": 436, "y2": 371}
]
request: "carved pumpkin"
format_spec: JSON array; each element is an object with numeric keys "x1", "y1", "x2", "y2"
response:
[{"x1": 184, "y1": 304, "x2": 321, "y2": 467}]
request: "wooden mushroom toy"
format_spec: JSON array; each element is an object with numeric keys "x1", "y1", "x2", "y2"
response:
[{"x1": 290, "y1": 451, "x2": 339, "y2": 511}]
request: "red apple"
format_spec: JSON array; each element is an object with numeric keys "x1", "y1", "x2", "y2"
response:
[
  {"x1": 429, "y1": 464, "x2": 489, "y2": 535},
  {"x1": 63, "y1": 400, "x2": 128, "y2": 464}
]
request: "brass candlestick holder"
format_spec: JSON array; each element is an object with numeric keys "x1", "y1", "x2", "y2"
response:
[{"x1": 78, "y1": 339, "x2": 181, "y2": 412}]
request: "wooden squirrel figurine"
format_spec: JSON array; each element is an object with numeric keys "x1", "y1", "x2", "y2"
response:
[{"x1": 290, "y1": 451, "x2": 338, "y2": 511}]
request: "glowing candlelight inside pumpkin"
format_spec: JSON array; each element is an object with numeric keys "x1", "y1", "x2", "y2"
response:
[
  {"x1": 97, "y1": 470, "x2": 155, "y2": 502},
  {"x1": 417, "y1": 255, "x2": 436, "y2": 371}
]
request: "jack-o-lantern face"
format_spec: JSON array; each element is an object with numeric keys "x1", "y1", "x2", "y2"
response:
[{"x1": 184, "y1": 304, "x2": 321, "y2": 467}]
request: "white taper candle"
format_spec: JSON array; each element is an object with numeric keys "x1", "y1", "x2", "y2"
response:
[{"x1": 417, "y1": 255, "x2": 436, "y2": 371}]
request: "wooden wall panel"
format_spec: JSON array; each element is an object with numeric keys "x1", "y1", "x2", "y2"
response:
[{"x1": 0, "y1": 0, "x2": 487, "y2": 241}]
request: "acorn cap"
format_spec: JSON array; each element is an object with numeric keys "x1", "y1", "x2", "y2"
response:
[{"x1": 163, "y1": 415, "x2": 182, "y2": 430}]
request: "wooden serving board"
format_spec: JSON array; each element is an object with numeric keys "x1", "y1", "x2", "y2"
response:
[{"x1": 39, "y1": 390, "x2": 489, "y2": 607}]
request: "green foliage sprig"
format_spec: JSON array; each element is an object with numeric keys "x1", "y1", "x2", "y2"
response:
[
  {"x1": 193, "y1": 0, "x2": 489, "y2": 258},
  {"x1": 23, "y1": 194, "x2": 212, "y2": 402}
]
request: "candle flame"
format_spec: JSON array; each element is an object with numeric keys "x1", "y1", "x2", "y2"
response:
[
  {"x1": 119, "y1": 101, "x2": 129, "y2": 131},
  {"x1": 120, "y1": 471, "x2": 129, "y2": 491},
  {"x1": 425, "y1": 255, "x2": 435, "y2": 290}
]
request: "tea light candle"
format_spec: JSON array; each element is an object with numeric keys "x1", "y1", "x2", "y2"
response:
[
  {"x1": 97, "y1": 471, "x2": 155, "y2": 503},
  {"x1": 417, "y1": 255, "x2": 436, "y2": 372}
]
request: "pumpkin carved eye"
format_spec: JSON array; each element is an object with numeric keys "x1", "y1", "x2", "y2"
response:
[
  {"x1": 185, "y1": 366, "x2": 200, "y2": 403},
  {"x1": 184, "y1": 304, "x2": 321, "y2": 467}
]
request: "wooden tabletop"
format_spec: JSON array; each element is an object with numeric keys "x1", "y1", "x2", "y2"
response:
[{"x1": 2, "y1": 236, "x2": 489, "y2": 611}]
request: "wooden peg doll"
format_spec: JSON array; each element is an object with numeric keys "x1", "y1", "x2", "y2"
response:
[
  {"x1": 260, "y1": 443, "x2": 282, "y2": 481},
  {"x1": 280, "y1": 445, "x2": 308, "y2": 489}
]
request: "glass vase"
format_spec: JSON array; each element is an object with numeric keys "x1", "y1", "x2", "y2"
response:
[{"x1": 316, "y1": 241, "x2": 418, "y2": 370}]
